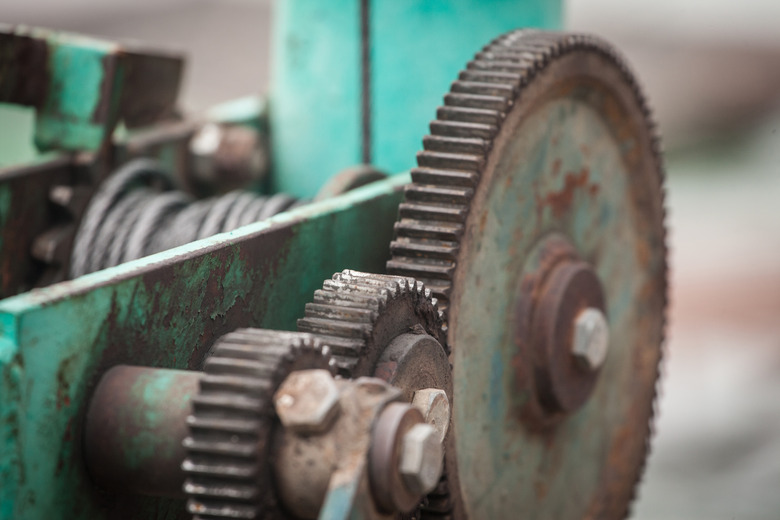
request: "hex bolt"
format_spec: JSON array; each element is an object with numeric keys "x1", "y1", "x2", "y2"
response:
[
  {"x1": 571, "y1": 307, "x2": 610, "y2": 371},
  {"x1": 398, "y1": 423, "x2": 444, "y2": 497},
  {"x1": 273, "y1": 369, "x2": 341, "y2": 435},
  {"x1": 411, "y1": 388, "x2": 450, "y2": 442}
]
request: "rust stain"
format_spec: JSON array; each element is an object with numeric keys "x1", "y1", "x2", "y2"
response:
[
  {"x1": 479, "y1": 210, "x2": 488, "y2": 234},
  {"x1": 551, "y1": 158, "x2": 562, "y2": 177},
  {"x1": 534, "y1": 479, "x2": 549, "y2": 500},
  {"x1": 55, "y1": 354, "x2": 76, "y2": 409},
  {"x1": 541, "y1": 167, "x2": 597, "y2": 218}
]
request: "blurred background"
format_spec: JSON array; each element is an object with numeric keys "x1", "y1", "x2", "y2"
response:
[{"x1": 5, "y1": 1, "x2": 779, "y2": 518}]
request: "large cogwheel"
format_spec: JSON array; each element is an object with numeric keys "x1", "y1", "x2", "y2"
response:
[
  {"x1": 182, "y1": 329, "x2": 334, "y2": 519},
  {"x1": 389, "y1": 30, "x2": 667, "y2": 519}
]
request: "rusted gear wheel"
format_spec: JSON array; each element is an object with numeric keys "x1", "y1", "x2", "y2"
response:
[
  {"x1": 182, "y1": 328, "x2": 334, "y2": 519},
  {"x1": 297, "y1": 269, "x2": 447, "y2": 378},
  {"x1": 388, "y1": 30, "x2": 667, "y2": 519},
  {"x1": 298, "y1": 269, "x2": 453, "y2": 518}
]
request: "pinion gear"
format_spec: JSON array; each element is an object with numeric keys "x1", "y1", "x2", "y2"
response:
[
  {"x1": 297, "y1": 269, "x2": 445, "y2": 378},
  {"x1": 182, "y1": 328, "x2": 334, "y2": 519}
]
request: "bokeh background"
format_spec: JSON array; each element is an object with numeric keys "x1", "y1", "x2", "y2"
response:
[{"x1": 5, "y1": 1, "x2": 780, "y2": 518}]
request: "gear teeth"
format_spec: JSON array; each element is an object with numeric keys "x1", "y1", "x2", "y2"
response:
[
  {"x1": 399, "y1": 202, "x2": 468, "y2": 223},
  {"x1": 467, "y1": 59, "x2": 534, "y2": 74},
  {"x1": 390, "y1": 237, "x2": 459, "y2": 261},
  {"x1": 458, "y1": 69, "x2": 524, "y2": 85},
  {"x1": 183, "y1": 329, "x2": 332, "y2": 519},
  {"x1": 443, "y1": 93, "x2": 510, "y2": 112},
  {"x1": 298, "y1": 270, "x2": 445, "y2": 377},
  {"x1": 450, "y1": 80, "x2": 517, "y2": 98},
  {"x1": 436, "y1": 106, "x2": 505, "y2": 126},
  {"x1": 388, "y1": 29, "x2": 667, "y2": 519},
  {"x1": 404, "y1": 184, "x2": 473, "y2": 205},
  {"x1": 385, "y1": 258, "x2": 455, "y2": 280},
  {"x1": 430, "y1": 120, "x2": 498, "y2": 140},
  {"x1": 394, "y1": 219, "x2": 464, "y2": 241},
  {"x1": 411, "y1": 167, "x2": 479, "y2": 188}
]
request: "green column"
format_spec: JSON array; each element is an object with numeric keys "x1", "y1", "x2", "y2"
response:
[{"x1": 269, "y1": 0, "x2": 562, "y2": 198}]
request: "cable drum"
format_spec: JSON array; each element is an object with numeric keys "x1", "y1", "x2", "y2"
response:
[{"x1": 69, "y1": 158, "x2": 304, "y2": 278}]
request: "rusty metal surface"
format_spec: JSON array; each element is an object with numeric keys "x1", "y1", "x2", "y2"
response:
[
  {"x1": 513, "y1": 234, "x2": 606, "y2": 424},
  {"x1": 0, "y1": 174, "x2": 406, "y2": 520},
  {"x1": 84, "y1": 366, "x2": 200, "y2": 498},
  {"x1": 373, "y1": 333, "x2": 451, "y2": 404},
  {"x1": 0, "y1": 26, "x2": 184, "y2": 153},
  {"x1": 447, "y1": 34, "x2": 667, "y2": 519},
  {"x1": 385, "y1": 30, "x2": 666, "y2": 519},
  {"x1": 0, "y1": 156, "x2": 75, "y2": 298},
  {"x1": 275, "y1": 377, "x2": 402, "y2": 520}
]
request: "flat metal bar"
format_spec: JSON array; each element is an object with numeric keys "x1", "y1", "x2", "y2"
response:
[
  {"x1": 0, "y1": 173, "x2": 407, "y2": 520},
  {"x1": 0, "y1": 25, "x2": 183, "y2": 153}
]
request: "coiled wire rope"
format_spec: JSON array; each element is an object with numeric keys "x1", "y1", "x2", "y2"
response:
[{"x1": 70, "y1": 158, "x2": 305, "y2": 278}]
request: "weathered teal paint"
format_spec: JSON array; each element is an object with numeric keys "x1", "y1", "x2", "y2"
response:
[
  {"x1": 34, "y1": 35, "x2": 118, "y2": 151},
  {"x1": 270, "y1": 0, "x2": 362, "y2": 197},
  {"x1": 0, "y1": 173, "x2": 407, "y2": 519},
  {"x1": 270, "y1": 0, "x2": 562, "y2": 198},
  {"x1": 372, "y1": 0, "x2": 563, "y2": 175},
  {"x1": 0, "y1": 26, "x2": 183, "y2": 154},
  {"x1": 0, "y1": 105, "x2": 38, "y2": 167}
]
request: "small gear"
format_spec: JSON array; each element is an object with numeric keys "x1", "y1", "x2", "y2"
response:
[
  {"x1": 182, "y1": 328, "x2": 334, "y2": 519},
  {"x1": 297, "y1": 269, "x2": 445, "y2": 377}
]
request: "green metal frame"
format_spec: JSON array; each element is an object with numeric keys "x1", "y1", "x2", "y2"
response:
[
  {"x1": 0, "y1": 174, "x2": 406, "y2": 519},
  {"x1": 0, "y1": 2, "x2": 568, "y2": 518},
  {"x1": 0, "y1": 25, "x2": 183, "y2": 154},
  {"x1": 270, "y1": 0, "x2": 562, "y2": 198}
]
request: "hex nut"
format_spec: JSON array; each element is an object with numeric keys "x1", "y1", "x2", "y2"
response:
[
  {"x1": 572, "y1": 307, "x2": 610, "y2": 371},
  {"x1": 273, "y1": 369, "x2": 340, "y2": 434},
  {"x1": 398, "y1": 423, "x2": 443, "y2": 497},
  {"x1": 411, "y1": 388, "x2": 450, "y2": 442}
]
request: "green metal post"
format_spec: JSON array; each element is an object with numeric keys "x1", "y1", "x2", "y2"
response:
[{"x1": 270, "y1": 0, "x2": 563, "y2": 198}]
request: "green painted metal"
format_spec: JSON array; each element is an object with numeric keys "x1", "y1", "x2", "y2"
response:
[
  {"x1": 0, "y1": 173, "x2": 407, "y2": 519},
  {"x1": 371, "y1": 0, "x2": 562, "y2": 176},
  {"x1": 0, "y1": 25, "x2": 183, "y2": 154},
  {"x1": 270, "y1": 0, "x2": 562, "y2": 198},
  {"x1": 270, "y1": 0, "x2": 362, "y2": 197},
  {"x1": 0, "y1": 104, "x2": 38, "y2": 167}
]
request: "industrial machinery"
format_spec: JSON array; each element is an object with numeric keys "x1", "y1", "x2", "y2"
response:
[{"x1": 0, "y1": 1, "x2": 666, "y2": 519}]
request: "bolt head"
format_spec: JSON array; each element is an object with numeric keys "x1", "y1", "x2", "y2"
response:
[
  {"x1": 572, "y1": 307, "x2": 610, "y2": 371},
  {"x1": 411, "y1": 388, "x2": 450, "y2": 442},
  {"x1": 273, "y1": 369, "x2": 340, "y2": 434},
  {"x1": 398, "y1": 423, "x2": 443, "y2": 497}
]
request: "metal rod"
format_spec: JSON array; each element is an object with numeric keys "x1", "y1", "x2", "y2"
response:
[
  {"x1": 84, "y1": 365, "x2": 201, "y2": 498},
  {"x1": 360, "y1": 0, "x2": 371, "y2": 164}
]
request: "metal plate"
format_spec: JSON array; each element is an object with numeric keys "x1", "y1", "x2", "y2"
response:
[{"x1": 447, "y1": 48, "x2": 666, "y2": 518}]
